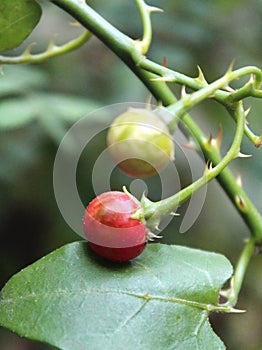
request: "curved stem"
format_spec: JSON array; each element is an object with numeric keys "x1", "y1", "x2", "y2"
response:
[
  {"x1": 141, "y1": 58, "x2": 262, "y2": 146},
  {"x1": 144, "y1": 102, "x2": 245, "y2": 225},
  {"x1": 51, "y1": 0, "x2": 135, "y2": 61},
  {"x1": 222, "y1": 239, "x2": 255, "y2": 307},
  {"x1": 135, "y1": 0, "x2": 163, "y2": 55},
  {"x1": 0, "y1": 30, "x2": 92, "y2": 64}
]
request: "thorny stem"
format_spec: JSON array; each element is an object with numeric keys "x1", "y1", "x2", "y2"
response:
[
  {"x1": 140, "y1": 58, "x2": 262, "y2": 146},
  {"x1": 0, "y1": 30, "x2": 92, "y2": 64},
  {"x1": 143, "y1": 102, "x2": 246, "y2": 228},
  {"x1": 134, "y1": 0, "x2": 163, "y2": 55}
]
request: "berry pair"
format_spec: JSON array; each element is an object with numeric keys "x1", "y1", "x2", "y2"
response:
[{"x1": 83, "y1": 108, "x2": 174, "y2": 262}]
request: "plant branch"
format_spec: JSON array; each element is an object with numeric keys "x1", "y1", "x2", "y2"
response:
[
  {"x1": 0, "y1": 30, "x2": 92, "y2": 64},
  {"x1": 142, "y1": 102, "x2": 245, "y2": 228},
  {"x1": 49, "y1": 0, "x2": 262, "y2": 243},
  {"x1": 221, "y1": 238, "x2": 255, "y2": 307},
  {"x1": 134, "y1": 0, "x2": 163, "y2": 55},
  {"x1": 141, "y1": 58, "x2": 262, "y2": 147}
]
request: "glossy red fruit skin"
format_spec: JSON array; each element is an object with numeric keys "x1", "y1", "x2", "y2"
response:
[{"x1": 83, "y1": 191, "x2": 147, "y2": 262}]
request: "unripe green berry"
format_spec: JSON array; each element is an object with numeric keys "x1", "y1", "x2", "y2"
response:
[{"x1": 107, "y1": 108, "x2": 174, "y2": 178}]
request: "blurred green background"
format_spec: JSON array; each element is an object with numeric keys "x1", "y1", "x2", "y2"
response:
[{"x1": 0, "y1": 1, "x2": 261, "y2": 349}]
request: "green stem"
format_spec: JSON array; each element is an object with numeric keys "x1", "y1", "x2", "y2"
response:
[
  {"x1": 163, "y1": 68, "x2": 258, "y2": 133},
  {"x1": 222, "y1": 239, "x2": 255, "y2": 307},
  {"x1": 51, "y1": 0, "x2": 135, "y2": 61},
  {"x1": 0, "y1": 30, "x2": 92, "y2": 64},
  {"x1": 141, "y1": 58, "x2": 262, "y2": 146},
  {"x1": 144, "y1": 102, "x2": 245, "y2": 225},
  {"x1": 135, "y1": 0, "x2": 161, "y2": 55},
  {"x1": 140, "y1": 58, "x2": 262, "y2": 100}
]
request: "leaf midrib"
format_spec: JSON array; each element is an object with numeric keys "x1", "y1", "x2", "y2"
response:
[{"x1": 0, "y1": 288, "x2": 219, "y2": 312}]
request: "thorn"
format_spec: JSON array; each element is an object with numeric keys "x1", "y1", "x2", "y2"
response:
[
  {"x1": 181, "y1": 85, "x2": 187, "y2": 97},
  {"x1": 229, "y1": 307, "x2": 246, "y2": 314},
  {"x1": 236, "y1": 174, "x2": 242, "y2": 187},
  {"x1": 244, "y1": 106, "x2": 252, "y2": 117},
  {"x1": 226, "y1": 59, "x2": 236, "y2": 75},
  {"x1": 151, "y1": 76, "x2": 174, "y2": 82},
  {"x1": 196, "y1": 65, "x2": 207, "y2": 84},
  {"x1": 219, "y1": 290, "x2": 229, "y2": 298},
  {"x1": 145, "y1": 95, "x2": 153, "y2": 110},
  {"x1": 47, "y1": 35, "x2": 57, "y2": 51},
  {"x1": 248, "y1": 73, "x2": 255, "y2": 84},
  {"x1": 147, "y1": 231, "x2": 162, "y2": 241},
  {"x1": 162, "y1": 55, "x2": 167, "y2": 68},
  {"x1": 205, "y1": 160, "x2": 213, "y2": 172},
  {"x1": 237, "y1": 152, "x2": 252, "y2": 158},
  {"x1": 170, "y1": 212, "x2": 180, "y2": 216},
  {"x1": 22, "y1": 42, "x2": 37, "y2": 56},
  {"x1": 70, "y1": 21, "x2": 81, "y2": 26},
  {"x1": 147, "y1": 5, "x2": 164, "y2": 13},
  {"x1": 207, "y1": 133, "x2": 213, "y2": 146},
  {"x1": 224, "y1": 85, "x2": 235, "y2": 92},
  {"x1": 215, "y1": 124, "x2": 223, "y2": 148},
  {"x1": 122, "y1": 185, "x2": 134, "y2": 198},
  {"x1": 182, "y1": 141, "x2": 198, "y2": 150}
]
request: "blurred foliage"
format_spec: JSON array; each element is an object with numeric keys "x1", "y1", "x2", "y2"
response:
[{"x1": 0, "y1": 1, "x2": 261, "y2": 349}]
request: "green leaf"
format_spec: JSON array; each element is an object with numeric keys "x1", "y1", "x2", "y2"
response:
[
  {"x1": 0, "y1": 93, "x2": 101, "y2": 131},
  {"x1": 0, "y1": 66, "x2": 48, "y2": 97},
  {"x1": 0, "y1": 97, "x2": 40, "y2": 129},
  {"x1": 0, "y1": 242, "x2": 232, "y2": 349},
  {"x1": 0, "y1": 0, "x2": 42, "y2": 51},
  {"x1": 36, "y1": 93, "x2": 101, "y2": 123}
]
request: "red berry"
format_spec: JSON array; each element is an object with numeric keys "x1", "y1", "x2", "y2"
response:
[{"x1": 83, "y1": 191, "x2": 147, "y2": 262}]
